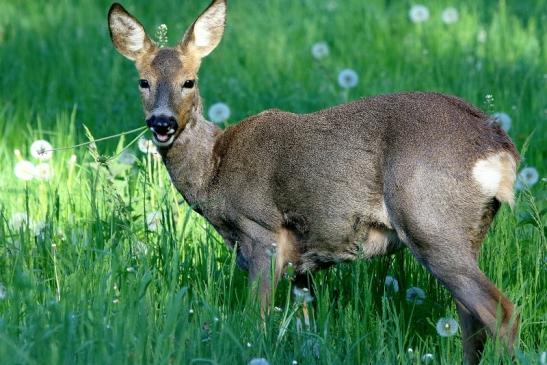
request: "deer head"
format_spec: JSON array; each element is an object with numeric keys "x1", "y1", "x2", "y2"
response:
[{"x1": 108, "y1": 0, "x2": 226, "y2": 147}]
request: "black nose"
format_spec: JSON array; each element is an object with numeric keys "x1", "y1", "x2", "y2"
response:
[{"x1": 146, "y1": 115, "x2": 178, "y2": 134}]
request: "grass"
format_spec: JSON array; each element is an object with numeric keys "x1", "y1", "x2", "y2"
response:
[{"x1": 0, "y1": 0, "x2": 545, "y2": 364}]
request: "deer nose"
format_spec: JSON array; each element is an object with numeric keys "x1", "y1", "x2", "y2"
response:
[{"x1": 146, "y1": 115, "x2": 178, "y2": 135}]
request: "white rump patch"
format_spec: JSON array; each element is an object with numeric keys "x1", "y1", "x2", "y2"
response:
[
  {"x1": 472, "y1": 152, "x2": 517, "y2": 204},
  {"x1": 473, "y1": 156, "x2": 503, "y2": 196}
]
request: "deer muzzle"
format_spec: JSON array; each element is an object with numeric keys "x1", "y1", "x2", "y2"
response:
[{"x1": 147, "y1": 114, "x2": 178, "y2": 147}]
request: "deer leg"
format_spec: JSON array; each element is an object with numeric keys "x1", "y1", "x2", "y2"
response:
[
  {"x1": 455, "y1": 299, "x2": 488, "y2": 365},
  {"x1": 415, "y1": 251, "x2": 519, "y2": 362}
]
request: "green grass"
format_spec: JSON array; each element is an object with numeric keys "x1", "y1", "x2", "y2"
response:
[{"x1": 0, "y1": 0, "x2": 545, "y2": 364}]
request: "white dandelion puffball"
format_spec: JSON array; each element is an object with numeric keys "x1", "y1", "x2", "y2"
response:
[
  {"x1": 293, "y1": 286, "x2": 314, "y2": 303},
  {"x1": 118, "y1": 151, "x2": 138, "y2": 165},
  {"x1": 311, "y1": 42, "x2": 329, "y2": 60},
  {"x1": 248, "y1": 359, "x2": 270, "y2": 365},
  {"x1": 30, "y1": 139, "x2": 53, "y2": 161},
  {"x1": 208, "y1": 102, "x2": 231, "y2": 124},
  {"x1": 337, "y1": 68, "x2": 359, "y2": 89},
  {"x1": 9, "y1": 212, "x2": 30, "y2": 230},
  {"x1": 405, "y1": 287, "x2": 426, "y2": 304},
  {"x1": 517, "y1": 167, "x2": 539, "y2": 188},
  {"x1": 35, "y1": 163, "x2": 53, "y2": 181},
  {"x1": 491, "y1": 112, "x2": 511, "y2": 131},
  {"x1": 421, "y1": 353, "x2": 434, "y2": 363},
  {"x1": 436, "y1": 317, "x2": 459, "y2": 337},
  {"x1": 540, "y1": 351, "x2": 546, "y2": 365},
  {"x1": 477, "y1": 29, "x2": 487, "y2": 43},
  {"x1": 0, "y1": 283, "x2": 6, "y2": 300},
  {"x1": 14, "y1": 160, "x2": 36, "y2": 181},
  {"x1": 441, "y1": 7, "x2": 459, "y2": 24},
  {"x1": 138, "y1": 137, "x2": 158, "y2": 155},
  {"x1": 68, "y1": 154, "x2": 77, "y2": 166},
  {"x1": 409, "y1": 5, "x2": 430, "y2": 23},
  {"x1": 146, "y1": 211, "x2": 161, "y2": 231},
  {"x1": 384, "y1": 275, "x2": 399, "y2": 293}
]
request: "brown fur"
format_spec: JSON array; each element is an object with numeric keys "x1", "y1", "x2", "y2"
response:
[{"x1": 108, "y1": 2, "x2": 521, "y2": 363}]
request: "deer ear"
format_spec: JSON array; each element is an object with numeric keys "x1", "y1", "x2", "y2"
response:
[
  {"x1": 181, "y1": 0, "x2": 226, "y2": 58},
  {"x1": 108, "y1": 3, "x2": 155, "y2": 61}
]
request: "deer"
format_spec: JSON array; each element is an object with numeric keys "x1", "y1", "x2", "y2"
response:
[{"x1": 108, "y1": 1, "x2": 520, "y2": 363}]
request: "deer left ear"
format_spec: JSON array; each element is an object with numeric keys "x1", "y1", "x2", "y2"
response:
[
  {"x1": 181, "y1": 0, "x2": 226, "y2": 58},
  {"x1": 108, "y1": 3, "x2": 155, "y2": 61}
]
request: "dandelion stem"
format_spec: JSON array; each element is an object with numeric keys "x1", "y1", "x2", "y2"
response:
[{"x1": 44, "y1": 126, "x2": 148, "y2": 152}]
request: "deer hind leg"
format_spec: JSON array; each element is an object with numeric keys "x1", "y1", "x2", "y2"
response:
[
  {"x1": 383, "y1": 178, "x2": 518, "y2": 363},
  {"x1": 455, "y1": 299, "x2": 488, "y2": 365}
]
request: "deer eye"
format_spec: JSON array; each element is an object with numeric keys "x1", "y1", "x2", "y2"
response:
[
  {"x1": 138, "y1": 79, "x2": 150, "y2": 89},
  {"x1": 183, "y1": 79, "x2": 195, "y2": 89}
]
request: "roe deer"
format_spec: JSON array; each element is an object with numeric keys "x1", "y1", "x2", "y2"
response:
[{"x1": 108, "y1": 1, "x2": 520, "y2": 363}]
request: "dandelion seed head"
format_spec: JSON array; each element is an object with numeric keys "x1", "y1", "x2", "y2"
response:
[
  {"x1": 477, "y1": 29, "x2": 487, "y2": 43},
  {"x1": 409, "y1": 5, "x2": 430, "y2": 23},
  {"x1": 208, "y1": 102, "x2": 231, "y2": 124},
  {"x1": 539, "y1": 351, "x2": 546, "y2": 365},
  {"x1": 384, "y1": 275, "x2": 399, "y2": 293},
  {"x1": 68, "y1": 154, "x2": 77, "y2": 166},
  {"x1": 421, "y1": 353, "x2": 434, "y2": 362},
  {"x1": 337, "y1": 68, "x2": 359, "y2": 89},
  {"x1": 14, "y1": 160, "x2": 36, "y2": 181},
  {"x1": 246, "y1": 342, "x2": 252, "y2": 348},
  {"x1": 118, "y1": 151, "x2": 138, "y2": 165},
  {"x1": 436, "y1": 317, "x2": 459, "y2": 337},
  {"x1": 441, "y1": 7, "x2": 459, "y2": 24},
  {"x1": 146, "y1": 211, "x2": 161, "y2": 231},
  {"x1": 0, "y1": 283, "x2": 6, "y2": 300},
  {"x1": 311, "y1": 42, "x2": 329, "y2": 60},
  {"x1": 293, "y1": 287, "x2": 314, "y2": 303},
  {"x1": 35, "y1": 163, "x2": 53, "y2": 181},
  {"x1": 30, "y1": 140, "x2": 53, "y2": 161},
  {"x1": 189, "y1": 309, "x2": 194, "y2": 314},
  {"x1": 491, "y1": 112, "x2": 511, "y2": 131},
  {"x1": 517, "y1": 167, "x2": 539, "y2": 188},
  {"x1": 138, "y1": 137, "x2": 158, "y2": 155},
  {"x1": 405, "y1": 287, "x2": 426, "y2": 304},
  {"x1": 9, "y1": 212, "x2": 30, "y2": 231},
  {"x1": 248, "y1": 358, "x2": 269, "y2": 365}
]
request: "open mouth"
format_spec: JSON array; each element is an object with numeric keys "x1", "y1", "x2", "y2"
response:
[{"x1": 150, "y1": 127, "x2": 176, "y2": 147}]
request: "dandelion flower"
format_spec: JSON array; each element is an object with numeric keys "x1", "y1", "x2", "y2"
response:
[
  {"x1": 35, "y1": 163, "x2": 53, "y2": 181},
  {"x1": 138, "y1": 137, "x2": 158, "y2": 155},
  {"x1": 292, "y1": 361, "x2": 298, "y2": 365},
  {"x1": 441, "y1": 7, "x2": 459, "y2": 24},
  {"x1": 421, "y1": 353, "x2": 434, "y2": 362},
  {"x1": 293, "y1": 287, "x2": 314, "y2": 303},
  {"x1": 118, "y1": 151, "x2": 138, "y2": 165},
  {"x1": 517, "y1": 167, "x2": 539, "y2": 189},
  {"x1": 146, "y1": 211, "x2": 161, "y2": 231},
  {"x1": 436, "y1": 317, "x2": 459, "y2": 337},
  {"x1": 311, "y1": 42, "x2": 329, "y2": 60},
  {"x1": 14, "y1": 160, "x2": 36, "y2": 181},
  {"x1": 409, "y1": 5, "x2": 430, "y2": 23},
  {"x1": 9, "y1": 212, "x2": 30, "y2": 230},
  {"x1": 337, "y1": 68, "x2": 359, "y2": 89},
  {"x1": 0, "y1": 283, "x2": 6, "y2": 300},
  {"x1": 30, "y1": 139, "x2": 53, "y2": 161},
  {"x1": 208, "y1": 102, "x2": 231, "y2": 124},
  {"x1": 405, "y1": 287, "x2": 426, "y2": 304},
  {"x1": 491, "y1": 112, "x2": 511, "y2": 131},
  {"x1": 248, "y1": 359, "x2": 269, "y2": 365},
  {"x1": 384, "y1": 275, "x2": 399, "y2": 293}
]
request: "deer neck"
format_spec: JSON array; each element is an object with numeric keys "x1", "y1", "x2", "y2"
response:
[{"x1": 160, "y1": 91, "x2": 222, "y2": 209}]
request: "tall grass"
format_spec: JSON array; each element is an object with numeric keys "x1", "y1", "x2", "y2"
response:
[{"x1": 0, "y1": 0, "x2": 545, "y2": 364}]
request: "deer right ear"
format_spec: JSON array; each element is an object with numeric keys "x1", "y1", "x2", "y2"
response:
[
  {"x1": 180, "y1": 0, "x2": 227, "y2": 59},
  {"x1": 108, "y1": 3, "x2": 155, "y2": 61}
]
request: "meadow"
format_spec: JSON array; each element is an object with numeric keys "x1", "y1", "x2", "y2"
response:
[{"x1": 0, "y1": 0, "x2": 545, "y2": 364}]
